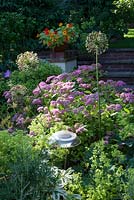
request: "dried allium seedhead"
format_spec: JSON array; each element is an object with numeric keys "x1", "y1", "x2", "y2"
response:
[{"x1": 85, "y1": 31, "x2": 108, "y2": 55}]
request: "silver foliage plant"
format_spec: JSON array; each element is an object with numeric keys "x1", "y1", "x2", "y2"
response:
[{"x1": 51, "y1": 167, "x2": 81, "y2": 200}]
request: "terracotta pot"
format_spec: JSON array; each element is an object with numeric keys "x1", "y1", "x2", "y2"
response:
[{"x1": 54, "y1": 43, "x2": 68, "y2": 52}]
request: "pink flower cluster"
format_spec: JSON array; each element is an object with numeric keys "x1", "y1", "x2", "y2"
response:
[
  {"x1": 3, "y1": 64, "x2": 133, "y2": 136},
  {"x1": 29, "y1": 65, "x2": 133, "y2": 136}
]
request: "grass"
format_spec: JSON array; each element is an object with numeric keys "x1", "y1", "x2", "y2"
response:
[{"x1": 110, "y1": 29, "x2": 134, "y2": 48}]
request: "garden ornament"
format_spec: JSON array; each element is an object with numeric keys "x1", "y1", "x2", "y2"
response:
[
  {"x1": 49, "y1": 130, "x2": 81, "y2": 169},
  {"x1": 49, "y1": 130, "x2": 81, "y2": 148}
]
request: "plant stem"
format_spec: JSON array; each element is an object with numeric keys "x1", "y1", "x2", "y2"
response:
[{"x1": 95, "y1": 47, "x2": 101, "y2": 136}]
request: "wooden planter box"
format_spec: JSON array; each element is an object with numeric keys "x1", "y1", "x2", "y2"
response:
[{"x1": 38, "y1": 50, "x2": 77, "y2": 73}]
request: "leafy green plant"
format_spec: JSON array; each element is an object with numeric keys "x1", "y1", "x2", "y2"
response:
[
  {"x1": 0, "y1": 130, "x2": 33, "y2": 173},
  {"x1": 81, "y1": 141, "x2": 127, "y2": 200},
  {"x1": 10, "y1": 61, "x2": 62, "y2": 92},
  {"x1": 126, "y1": 168, "x2": 134, "y2": 199},
  {"x1": 0, "y1": 12, "x2": 37, "y2": 70},
  {"x1": 0, "y1": 130, "x2": 81, "y2": 200}
]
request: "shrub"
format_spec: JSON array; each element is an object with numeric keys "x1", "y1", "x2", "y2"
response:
[
  {"x1": 81, "y1": 141, "x2": 127, "y2": 200},
  {"x1": 0, "y1": 12, "x2": 38, "y2": 70},
  {"x1": 10, "y1": 61, "x2": 62, "y2": 92},
  {"x1": 126, "y1": 168, "x2": 134, "y2": 199},
  {"x1": 0, "y1": 130, "x2": 33, "y2": 173},
  {"x1": 1, "y1": 59, "x2": 61, "y2": 129}
]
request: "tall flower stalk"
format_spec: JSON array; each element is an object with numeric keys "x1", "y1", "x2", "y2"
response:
[
  {"x1": 85, "y1": 31, "x2": 108, "y2": 135},
  {"x1": 95, "y1": 47, "x2": 101, "y2": 133}
]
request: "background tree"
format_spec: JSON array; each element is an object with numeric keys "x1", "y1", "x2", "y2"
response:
[{"x1": 0, "y1": 0, "x2": 133, "y2": 71}]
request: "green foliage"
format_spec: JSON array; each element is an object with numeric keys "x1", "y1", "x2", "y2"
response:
[
  {"x1": 0, "y1": 61, "x2": 61, "y2": 129},
  {"x1": 81, "y1": 141, "x2": 127, "y2": 200},
  {"x1": 0, "y1": 12, "x2": 38, "y2": 70},
  {"x1": 110, "y1": 29, "x2": 134, "y2": 48},
  {"x1": 10, "y1": 61, "x2": 62, "y2": 93},
  {"x1": 0, "y1": 130, "x2": 81, "y2": 200},
  {"x1": 114, "y1": 0, "x2": 134, "y2": 24},
  {"x1": 126, "y1": 168, "x2": 134, "y2": 199},
  {"x1": 60, "y1": 0, "x2": 128, "y2": 40},
  {"x1": 0, "y1": 0, "x2": 67, "y2": 69},
  {"x1": 0, "y1": 0, "x2": 131, "y2": 68},
  {"x1": 0, "y1": 75, "x2": 10, "y2": 128},
  {"x1": 0, "y1": 130, "x2": 33, "y2": 173}
]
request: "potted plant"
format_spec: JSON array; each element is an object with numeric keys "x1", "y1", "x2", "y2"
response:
[
  {"x1": 38, "y1": 23, "x2": 79, "y2": 72},
  {"x1": 38, "y1": 22, "x2": 79, "y2": 51}
]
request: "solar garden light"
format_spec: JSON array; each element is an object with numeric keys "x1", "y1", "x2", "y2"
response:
[{"x1": 49, "y1": 130, "x2": 81, "y2": 168}]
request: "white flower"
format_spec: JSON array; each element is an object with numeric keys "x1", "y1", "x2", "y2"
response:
[{"x1": 16, "y1": 51, "x2": 39, "y2": 71}]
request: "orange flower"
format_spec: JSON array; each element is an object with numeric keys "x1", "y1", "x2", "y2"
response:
[
  {"x1": 49, "y1": 31, "x2": 55, "y2": 38},
  {"x1": 62, "y1": 30, "x2": 67, "y2": 36},
  {"x1": 66, "y1": 23, "x2": 73, "y2": 28},
  {"x1": 59, "y1": 22, "x2": 63, "y2": 27},
  {"x1": 47, "y1": 42, "x2": 52, "y2": 47},
  {"x1": 39, "y1": 22, "x2": 78, "y2": 49}
]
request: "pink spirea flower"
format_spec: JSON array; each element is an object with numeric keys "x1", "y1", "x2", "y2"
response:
[
  {"x1": 120, "y1": 92, "x2": 134, "y2": 103},
  {"x1": 51, "y1": 108, "x2": 61, "y2": 116},
  {"x1": 83, "y1": 93, "x2": 98, "y2": 106},
  {"x1": 106, "y1": 79, "x2": 115, "y2": 87},
  {"x1": 73, "y1": 106, "x2": 85, "y2": 114},
  {"x1": 74, "y1": 123, "x2": 87, "y2": 134},
  {"x1": 77, "y1": 77, "x2": 83, "y2": 84},
  {"x1": 46, "y1": 75, "x2": 56, "y2": 83},
  {"x1": 3, "y1": 91, "x2": 11, "y2": 99},
  {"x1": 37, "y1": 106, "x2": 44, "y2": 112},
  {"x1": 4, "y1": 70, "x2": 11, "y2": 78},
  {"x1": 67, "y1": 95, "x2": 74, "y2": 102},
  {"x1": 107, "y1": 104, "x2": 122, "y2": 112},
  {"x1": 57, "y1": 98, "x2": 71, "y2": 107},
  {"x1": 79, "y1": 83, "x2": 91, "y2": 89},
  {"x1": 32, "y1": 98, "x2": 42, "y2": 105},
  {"x1": 32, "y1": 87, "x2": 41, "y2": 95},
  {"x1": 115, "y1": 80, "x2": 126, "y2": 87},
  {"x1": 78, "y1": 65, "x2": 95, "y2": 71},
  {"x1": 50, "y1": 100, "x2": 57, "y2": 107},
  {"x1": 56, "y1": 73, "x2": 69, "y2": 81},
  {"x1": 39, "y1": 81, "x2": 51, "y2": 90},
  {"x1": 123, "y1": 88, "x2": 132, "y2": 92},
  {"x1": 72, "y1": 69, "x2": 82, "y2": 76},
  {"x1": 99, "y1": 80, "x2": 106, "y2": 86}
]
